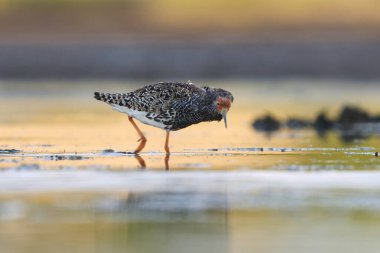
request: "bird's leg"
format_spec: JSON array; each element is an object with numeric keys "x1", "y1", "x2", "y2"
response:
[
  {"x1": 128, "y1": 116, "x2": 147, "y2": 154},
  {"x1": 164, "y1": 131, "x2": 170, "y2": 154},
  {"x1": 164, "y1": 131, "x2": 170, "y2": 170},
  {"x1": 165, "y1": 153, "x2": 170, "y2": 171}
]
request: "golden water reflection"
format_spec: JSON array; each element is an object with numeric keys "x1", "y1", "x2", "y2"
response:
[{"x1": 1, "y1": 80, "x2": 380, "y2": 253}]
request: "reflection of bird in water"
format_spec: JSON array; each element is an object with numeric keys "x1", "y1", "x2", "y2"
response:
[
  {"x1": 134, "y1": 155, "x2": 146, "y2": 169},
  {"x1": 94, "y1": 82, "x2": 234, "y2": 154},
  {"x1": 134, "y1": 154, "x2": 170, "y2": 170}
]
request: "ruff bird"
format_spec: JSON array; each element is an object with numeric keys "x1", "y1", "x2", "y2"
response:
[{"x1": 94, "y1": 82, "x2": 233, "y2": 154}]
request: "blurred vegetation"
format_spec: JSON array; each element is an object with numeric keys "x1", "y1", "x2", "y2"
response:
[{"x1": 0, "y1": 0, "x2": 379, "y2": 40}]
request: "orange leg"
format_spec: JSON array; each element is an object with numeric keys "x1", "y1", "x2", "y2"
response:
[
  {"x1": 164, "y1": 131, "x2": 170, "y2": 154},
  {"x1": 165, "y1": 153, "x2": 170, "y2": 171},
  {"x1": 128, "y1": 116, "x2": 147, "y2": 154}
]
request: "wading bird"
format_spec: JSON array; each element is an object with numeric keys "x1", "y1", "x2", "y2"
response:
[{"x1": 94, "y1": 82, "x2": 233, "y2": 154}]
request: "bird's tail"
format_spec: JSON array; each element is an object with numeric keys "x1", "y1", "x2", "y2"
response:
[
  {"x1": 94, "y1": 92, "x2": 128, "y2": 106},
  {"x1": 94, "y1": 92, "x2": 110, "y2": 103}
]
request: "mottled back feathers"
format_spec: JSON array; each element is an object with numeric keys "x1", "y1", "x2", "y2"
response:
[{"x1": 94, "y1": 82, "x2": 233, "y2": 131}]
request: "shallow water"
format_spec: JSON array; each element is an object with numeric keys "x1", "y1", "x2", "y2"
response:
[{"x1": 1, "y1": 80, "x2": 380, "y2": 253}]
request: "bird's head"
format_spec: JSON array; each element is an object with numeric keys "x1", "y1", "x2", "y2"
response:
[{"x1": 203, "y1": 87, "x2": 234, "y2": 128}]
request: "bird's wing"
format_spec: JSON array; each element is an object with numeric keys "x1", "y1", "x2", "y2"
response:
[
  {"x1": 131, "y1": 82, "x2": 205, "y2": 114},
  {"x1": 94, "y1": 82, "x2": 205, "y2": 129},
  {"x1": 95, "y1": 82, "x2": 203, "y2": 110},
  {"x1": 121, "y1": 82, "x2": 205, "y2": 130}
]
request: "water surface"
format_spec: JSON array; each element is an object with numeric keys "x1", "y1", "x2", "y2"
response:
[{"x1": 1, "y1": 80, "x2": 380, "y2": 253}]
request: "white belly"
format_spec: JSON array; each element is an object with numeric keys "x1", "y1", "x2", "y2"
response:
[{"x1": 111, "y1": 104, "x2": 166, "y2": 129}]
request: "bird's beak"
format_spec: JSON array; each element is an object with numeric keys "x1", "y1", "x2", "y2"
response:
[{"x1": 222, "y1": 111, "x2": 228, "y2": 128}]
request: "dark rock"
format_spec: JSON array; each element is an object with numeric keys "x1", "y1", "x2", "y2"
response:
[
  {"x1": 313, "y1": 112, "x2": 334, "y2": 132},
  {"x1": 286, "y1": 118, "x2": 312, "y2": 129},
  {"x1": 253, "y1": 115, "x2": 281, "y2": 132},
  {"x1": 335, "y1": 106, "x2": 377, "y2": 142},
  {"x1": 337, "y1": 106, "x2": 370, "y2": 127}
]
